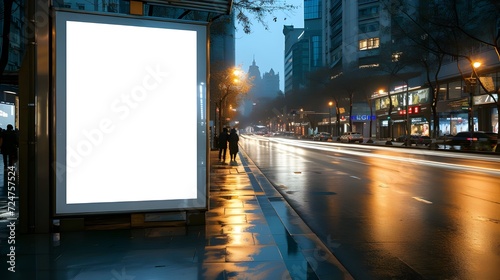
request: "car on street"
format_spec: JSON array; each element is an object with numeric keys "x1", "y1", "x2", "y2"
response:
[
  {"x1": 396, "y1": 134, "x2": 432, "y2": 146},
  {"x1": 339, "y1": 132, "x2": 363, "y2": 143},
  {"x1": 447, "y1": 131, "x2": 498, "y2": 151},
  {"x1": 312, "y1": 132, "x2": 332, "y2": 141}
]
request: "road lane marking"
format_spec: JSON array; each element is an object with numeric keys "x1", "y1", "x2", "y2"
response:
[
  {"x1": 475, "y1": 216, "x2": 500, "y2": 224},
  {"x1": 412, "y1": 196, "x2": 433, "y2": 204},
  {"x1": 327, "y1": 155, "x2": 371, "y2": 165},
  {"x1": 262, "y1": 137, "x2": 500, "y2": 176},
  {"x1": 243, "y1": 136, "x2": 500, "y2": 176}
]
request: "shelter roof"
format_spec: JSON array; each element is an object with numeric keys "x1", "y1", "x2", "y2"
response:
[{"x1": 145, "y1": 0, "x2": 233, "y2": 14}]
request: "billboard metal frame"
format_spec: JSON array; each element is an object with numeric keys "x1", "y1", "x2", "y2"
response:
[{"x1": 52, "y1": 9, "x2": 209, "y2": 216}]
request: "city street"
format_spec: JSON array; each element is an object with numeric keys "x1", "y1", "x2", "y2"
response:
[{"x1": 240, "y1": 135, "x2": 500, "y2": 279}]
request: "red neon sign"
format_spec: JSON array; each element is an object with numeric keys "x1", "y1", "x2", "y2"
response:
[{"x1": 399, "y1": 106, "x2": 421, "y2": 115}]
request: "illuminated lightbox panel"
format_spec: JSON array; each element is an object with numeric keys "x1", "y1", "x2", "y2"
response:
[{"x1": 54, "y1": 11, "x2": 207, "y2": 215}]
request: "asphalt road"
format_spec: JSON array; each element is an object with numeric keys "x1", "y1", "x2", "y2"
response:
[{"x1": 240, "y1": 135, "x2": 500, "y2": 279}]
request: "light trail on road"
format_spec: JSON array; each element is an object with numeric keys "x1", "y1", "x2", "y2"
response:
[
  {"x1": 239, "y1": 134, "x2": 500, "y2": 279},
  {"x1": 243, "y1": 135, "x2": 500, "y2": 177}
]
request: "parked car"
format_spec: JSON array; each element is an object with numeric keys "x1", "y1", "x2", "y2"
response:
[
  {"x1": 396, "y1": 135, "x2": 432, "y2": 146},
  {"x1": 339, "y1": 132, "x2": 363, "y2": 143},
  {"x1": 274, "y1": 131, "x2": 296, "y2": 138},
  {"x1": 447, "y1": 131, "x2": 498, "y2": 151},
  {"x1": 313, "y1": 132, "x2": 332, "y2": 141}
]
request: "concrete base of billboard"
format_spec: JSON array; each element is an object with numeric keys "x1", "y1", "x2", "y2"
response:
[
  {"x1": 187, "y1": 210, "x2": 206, "y2": 225},
  {"x1": 59, "y1": 218, "x2": 85, "y2": 232},
  {"x1": 131, "y1": 213, "x2": 186, "y2": 228},
  {"x1": 54, "y1": 210, "x2": 208, "y2": 232}
]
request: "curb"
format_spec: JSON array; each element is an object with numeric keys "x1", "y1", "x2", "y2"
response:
[{"x1": 237, "y1": 147, "x2": 354, "y2": 280}]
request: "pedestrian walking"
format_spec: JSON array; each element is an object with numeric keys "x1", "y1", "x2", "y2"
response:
[
  {"x1": 218, "y1": 127, "x2": 229, "y2": 163},
  {"x1": 228, "y1": 128, "x2": 239, "y2": 163},
  {"x1": 1, "y1": 124, "x2": 18, "y2": 169}
]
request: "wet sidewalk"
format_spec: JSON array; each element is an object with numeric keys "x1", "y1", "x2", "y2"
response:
[
  {"x1": 0, "y1": 149, "x2": 352, "y2": 279},
  {"x1": 206, "y1": 149, "x2": 352, "y2": 279}
]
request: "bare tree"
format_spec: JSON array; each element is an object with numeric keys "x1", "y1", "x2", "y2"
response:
[
  {"x1": 210, "y1": 63, "x2": 252, "y2": 132},
  {"x1": 382, "y1": 1, "x2": 446, "y2": 140},
  {"x1": 148, "y1": 0, "x2": 298, "y2": 34},
  {"x1": 389, "y1": 0, "x2": 500, "y2": 152},
  {"x1": 232, "y1": 0, "x2": 298, "y2": 34}
]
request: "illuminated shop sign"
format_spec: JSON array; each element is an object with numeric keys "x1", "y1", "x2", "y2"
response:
[
  {"x1": 473, "y1": 94, "x2": 498, "y2": 105},
  {"x1": 350, "y1": 115, "x2": 376, "y2": 121},
  {"x1": 398, "y1": 106, "x2": 421, "y2": 115}
]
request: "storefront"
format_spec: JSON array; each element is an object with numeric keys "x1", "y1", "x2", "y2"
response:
[
  {"x1": 437, "y1": 94, "x2": 498, "y2": 136},
  {"x1": 475, "y1": 94, "x2": 498, "y2": 133},
  {"x1": 350, "y1": 114, "x2": 377, "y2": 138},
  {"x1": 437, "y1": 98, "x2": 473, "y2": 136},
  {"x1": 374, "y1": 88, "x2": 431, "y2": 139},
  {"x1": 492, "y1": 107, "x2": 499, "y2": 133}
]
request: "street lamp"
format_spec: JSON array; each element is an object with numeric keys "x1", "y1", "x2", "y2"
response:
[
  {"x1": 328, "y1": 101, "x2": 333, "y2": 135},
  {"x1": 299, "y1": 108, "x2": 304, "y2": 136},
  {"x1": 217, "y1": 68, "x2": 242, "y2": 133},
  {"x1": 466, "y1": 61, "x2": 481, "y2": 132}
]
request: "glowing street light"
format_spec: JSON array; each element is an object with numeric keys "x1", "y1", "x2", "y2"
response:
[
  {"x1": 328, "y1": 101, "x2": 333, "y2": 135},
  {"x1": 217, "y1": 67, "x2": 243, "y2": 133},
  {"x1": 467, "y1": 61, "x2": 481, "y2": 132}
]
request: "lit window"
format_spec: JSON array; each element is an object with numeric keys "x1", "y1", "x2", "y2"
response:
[{"x1": 359, "y1": 38, "x2": 380, "y2": 50}]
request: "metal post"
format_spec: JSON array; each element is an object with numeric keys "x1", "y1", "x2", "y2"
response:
[
  {"x1": 406, "y1": 82, "x2": 411, "y2": 146},
  {"x1": 468, "y1": 91, "x2": 473, "y2": 132},
  {"x1": 328, "y1": 106, "x2": 332, "y2": 135},
  {"x1": 466, "y1": 77, "x2": 476, "y2": 132}
]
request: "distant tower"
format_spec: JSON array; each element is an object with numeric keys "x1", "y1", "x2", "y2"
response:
[
  {"x1": 247, "y1": 57, "x2": 262, "y2": 85},
  {"x1": 261, "y1": 68, "x2": 280, "y2": 98},
  {"x1": 241, "y1": 58, "x2": 280, "y2": 116}
]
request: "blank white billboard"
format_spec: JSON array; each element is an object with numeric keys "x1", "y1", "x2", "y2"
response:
[{"x1": 54, "y1": 11, "x2": 207, "y2": 215}]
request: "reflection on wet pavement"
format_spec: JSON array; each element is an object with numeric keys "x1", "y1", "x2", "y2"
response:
[
  {"x1": 206, "y1": 159, "x2": 298, "y2": 279},
  {"x1": 0, "y1": 150, "x2": 353, "y2": 279}
]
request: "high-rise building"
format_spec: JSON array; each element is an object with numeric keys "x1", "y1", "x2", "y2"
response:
[
  {"x1": 283, "y1": 25, "x2": 307, "y2": 94},
  {"x1": 324, "y1": 0, "x2": 395, "y2": 71},
  {"x1": 320, "y1": 0, "x2": 499, "y2": 138},
  {"x1": 304, "y1": 0, "x2": 322, "y2": 71},
  {"x1": 322, "y1": 0, "x2": 425, "y2": 74},
  {"x1": 262, "y1": 68, "x2": 280, "y2": 98},
  {"x1": 283, "y1": 0, "x2": 323, "y2": 95}
]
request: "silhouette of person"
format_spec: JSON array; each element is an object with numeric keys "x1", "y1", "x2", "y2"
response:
[
  {"x1": 218, "y1": 127, "x2": 229, "y2": 162},
  {"x1": 2, "y1": 124, "x2": 18, "y2": 169},
  {"x1": 228, "y1": 128, "x2": 239, "y2": 162}
]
